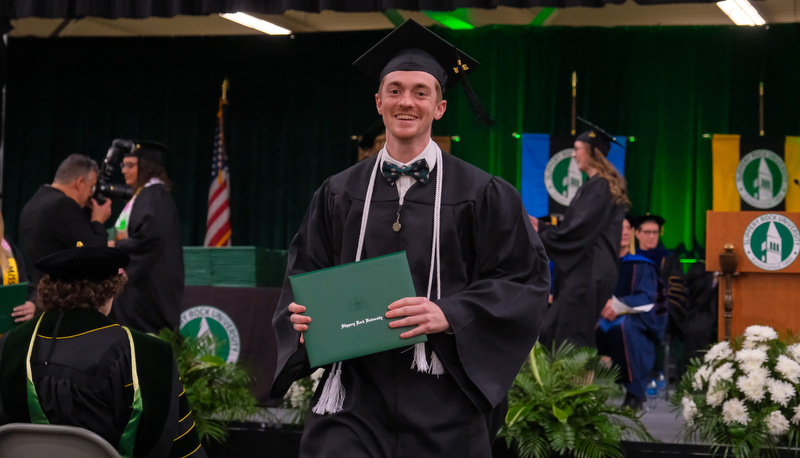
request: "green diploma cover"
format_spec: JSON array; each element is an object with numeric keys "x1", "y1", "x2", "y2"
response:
[
  {"x1": 290, "y1": 252, "x2": 427, "y2": 367},
  {"x1": 0, "y1": 282, "x2": 28, "y2": 334}
]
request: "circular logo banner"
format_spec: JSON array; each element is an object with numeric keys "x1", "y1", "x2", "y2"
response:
[
  {"x1": 742, "y1": 213, "x2": 800, "y2": 271},
  {"x1": 735, "y1": 149, "x2": 788, "y2": 209},
  {"x1": 180, "y1": 305, "x2": 241, "y2": 363},
  {"x1": 544, "y1": 148, "x2": 585, "y2": 206}
]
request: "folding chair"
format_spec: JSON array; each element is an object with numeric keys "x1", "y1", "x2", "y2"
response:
[{"x1": 0, "y1": 423, "x2": 121, "y2": 458}]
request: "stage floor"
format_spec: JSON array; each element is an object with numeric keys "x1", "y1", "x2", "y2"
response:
[{"x1": 206, "y1": 387, "x2": 697, "y2": 458}]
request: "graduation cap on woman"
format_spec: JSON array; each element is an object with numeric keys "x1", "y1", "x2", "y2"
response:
[
  {"x1": 352, "y1": 19, "x2": 494, "y2": 125},
  {"x1": 575, "y1": 116, "x2": 623, "y2": 157},
  {"x1": 124, "y1": 140, "x2": 172, "y2": 167}
]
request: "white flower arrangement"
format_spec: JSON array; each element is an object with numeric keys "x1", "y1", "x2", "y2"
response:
[
  {"x1": 673, "y1": 325, "x2": 800, "y2": 458},
  {"x1": 282, "y1": 369, "x2": 324, "y2": 424}
]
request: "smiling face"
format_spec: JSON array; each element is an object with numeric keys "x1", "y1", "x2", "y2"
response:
[
  {"x1": 121, "y1": 157, "x2": 138, "y2": 188},
  {"x1": 572, "y1": 140, "x2": 593, "y2": 173},
  {"x1": 375, "y1": 71, "x2": 446, "y2": 154}
]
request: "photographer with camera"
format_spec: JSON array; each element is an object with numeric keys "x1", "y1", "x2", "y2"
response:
[
  {"x1": 110, "y1": 140, "x2": 184, "y2": 334},
  {"x1": 19, "y1": 154, "x2": 112, "y2": 295}
]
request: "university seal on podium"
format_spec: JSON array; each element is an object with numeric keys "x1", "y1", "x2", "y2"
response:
[{"x1": 743, "y1": 213, "x2": 800, "y2": 271}]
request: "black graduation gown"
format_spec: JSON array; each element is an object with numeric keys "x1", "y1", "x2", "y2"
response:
[
  {"x1": 0, "y1": 311, "x2": 204, "y2": 457},
  {"x1": 538, "y1": 175, "x2": 625, "y2": 349},
  {"x1": 112, "y1": 184, "x2": 184, "y2": 333},
  {"x1": 18, "y1": 185, "x2": 109, "y2": 291},
  {"x1": 272, "y1": 152, "x2": 550, "y2": 458}
]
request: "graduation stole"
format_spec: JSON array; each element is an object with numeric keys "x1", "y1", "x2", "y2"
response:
[
  {"x1": 114, "y1": 177, "x2": 164, "y2": 234},
  {"x1": 1, "y1": 239, "x2": 19, "y2": 285}
]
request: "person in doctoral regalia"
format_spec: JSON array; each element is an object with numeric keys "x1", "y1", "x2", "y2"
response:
[
  {"x1": 530, "y1": 121, "x2": 630, "y2": 349},
  {"x1": 633, "y1": 213, "x2": 690, "y2": 374},
  {"x1": 111, "y1": 140, "x2": 184, "y2": 333},
  {"x1": 596, "y1": 214, "x2": 668, "y2": 411},
  {"x1": 0, "y1": 243, "x2": 204, "y2": 457},
  {"x1": 270, "y1": 19, "x2": 550, "y2": 458}
]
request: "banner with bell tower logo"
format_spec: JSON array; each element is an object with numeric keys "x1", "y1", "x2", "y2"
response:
[
  {"x1": 712, "y1": 134, "x2": 800, "y2": 212},
  {"x1": 520, "y1": 133, "x2": 626, "y2": 218}
]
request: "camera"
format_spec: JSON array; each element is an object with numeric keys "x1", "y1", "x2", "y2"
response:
[{"x1": 94, "y1": 138, "x2": 134, "y2": 205}]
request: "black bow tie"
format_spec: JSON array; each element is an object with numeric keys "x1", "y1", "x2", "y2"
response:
[{"x1": 381, "y1": 159, "x2": 430, "y2": 185}]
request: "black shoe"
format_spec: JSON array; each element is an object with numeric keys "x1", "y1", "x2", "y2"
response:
[{"x1": 621, "y1": 392, "x2": 643, "y2": 411}]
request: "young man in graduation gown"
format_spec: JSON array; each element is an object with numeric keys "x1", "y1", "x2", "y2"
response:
[{"x1": 271, "y1": 20, "x2": 550, "y2": 458}]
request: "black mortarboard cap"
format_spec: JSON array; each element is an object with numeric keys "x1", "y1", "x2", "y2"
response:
[
  {"x1": 575, "y1": 116, "x2": 623, "y2": 157},
  {"x1": 624, "y1": 213, "x2": 637, "y2": 227},
  {"x1": 352, "y1": 19, "x2": 494, "y2": 125},
  {"x1": 124, "y1": 140, "x2": 170, "y2": 167},
  {"x1": 36, "y1": 243, "x2": 129, "y2": 283},
  {"x1": 635, "y1": 213, "x2": 666, "y2": 228}
]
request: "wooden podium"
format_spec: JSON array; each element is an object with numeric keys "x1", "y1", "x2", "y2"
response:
[{"x1": 706, "y1": 211, "x2": 800, "y2": 340}]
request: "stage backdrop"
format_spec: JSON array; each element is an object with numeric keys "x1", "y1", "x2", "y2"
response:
[{"x1": 3, "y1": 24, "x2": 800, "y2": 258}]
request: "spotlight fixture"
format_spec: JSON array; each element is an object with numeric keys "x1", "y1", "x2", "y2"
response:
[
  {"x1": 717, "y1": 0, "x2": 766, "y2": 26},
  {"x1": 219, "y1": 12, "x2": 292, "y2": 35}
]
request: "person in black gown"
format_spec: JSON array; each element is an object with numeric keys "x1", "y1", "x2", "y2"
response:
[
  {"x1": 0, "y1": 244, "x2": 204, "y2": 457},
  {"x1": 111, "y1": 141, "x2": 184, "y2": 333},
  {"x1": 531, "y1": 123, "x2": 630, "y2": 349},
  {"x1": 271, "y1": 19, "x2": 550, "y2": 458}
]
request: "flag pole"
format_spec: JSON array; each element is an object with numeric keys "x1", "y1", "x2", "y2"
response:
[
  {"x1": 570, "y1": 71, "x2": 577, "y2": 135},
  {"x1": 758, "y1": 81, "x2": 764, "y2": 137}
]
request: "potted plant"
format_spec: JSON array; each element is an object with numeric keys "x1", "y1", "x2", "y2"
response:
[
  {"x1": 158, "y1": 328, "x2": 259, "y2": 443},
  {"x1": 499, "y1": 341, "x2": 653, "y2": 458},
  {"x1": 672, "y1": 325, "x2": 800, "y2": 458}
]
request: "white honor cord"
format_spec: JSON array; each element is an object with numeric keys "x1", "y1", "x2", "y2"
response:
[{"x1": 355, "y1": 155, "x2": 382, "y2": 263}]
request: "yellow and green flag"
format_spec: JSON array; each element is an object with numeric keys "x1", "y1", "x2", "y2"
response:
[{"x1": 712, "y1": 134, "x2": 800, "y2": 212}]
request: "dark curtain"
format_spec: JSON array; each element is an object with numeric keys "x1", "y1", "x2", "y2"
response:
[
  {"x1": 3, "y1": 24, "x2": 800, "y2": 259},
  {"x1": 2, "y1": 0, "x2": 717, "y2": 19}
]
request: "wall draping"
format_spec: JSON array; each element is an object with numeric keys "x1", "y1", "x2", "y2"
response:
[{"x1": 3, "y1": 24, "x2": 799, "y2": 258}]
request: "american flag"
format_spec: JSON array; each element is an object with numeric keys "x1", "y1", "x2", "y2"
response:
[{"x1": 204, "y1": 94, "x2": 232, "y2": 247}]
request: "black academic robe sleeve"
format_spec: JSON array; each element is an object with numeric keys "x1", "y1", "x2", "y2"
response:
[
  {"x1": 50, "y1": 192, "x2": 108, "y2": 249},
  {"x1": 539, "y1": 176, "x2": 615, "y2": 273},
  {"x1": 431, "y1": 177, "x2": 550, "y2": 411}
]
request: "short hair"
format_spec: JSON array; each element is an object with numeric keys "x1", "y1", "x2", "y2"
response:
[
  {"x1": 37, "y1": 274, "x2": 127, "y2": 312},
  {"x1": 53, "y1": 154, "x2": 99, "y2": 185}
]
